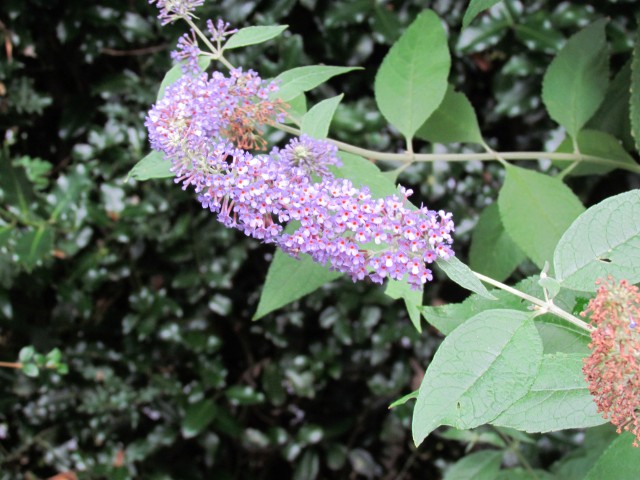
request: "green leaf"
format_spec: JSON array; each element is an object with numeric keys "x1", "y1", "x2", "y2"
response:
[
  {"x1": 0, "y1": 155, "x2": 34, "y2": 216},
  {"x1": 415, "y1": 85, "x2": 483, "y2": 144},
  {"x1": 374, "y1": 10, "x2": 451, "y2": 140},
  {"x1": 372, "y1": 5, "x2": 402, "y2": 44},
  {"x1": 224, "y1": 25, "x2": 288, "y2": 50},
  {"x1": 157, "y1": 56, "x2": 212, "y2": 100},
  {"x1": 421, "y1": 276, "x2": 590, "y2": 354},
  {"x1": 384, "y1": 279, "x2": 423, "y2": 332},
  {"x1": 19, "y1": 346, "x2": 35, "y2": 363},
  {"x1": 457, "y1": 16, "x2": 509, "y2": 54},
  {"x1": 554, "y1": 189, "x2": 640, "y2": 291},
  {"x1": 631, "y1": 28, "x2": 640, "y2": 153},
  {"x1": 513, "y1": 15, "x2": 565, "y2": 54},
  {"x1": 538, "y1": 276, "x2": 561, "y2": 300},
  {"x1": 21, "y1": 363, "x2": 40, "y2": 378},
  {"x1": 45, "y1": 347, "x2": 62, "y2": 364},
  {"x1": 127, "y1": 151, "x2": 173, "y2": 182},
  {"x1": 491, "y1": 353, "x2": 605, "y2": 432},
  {"x1": 12, "y1": 156, "x2": 52, "y2": 190},
  {"x1": 420, "y1": 287, "x2": 518, "y2": 336},
  {"x1": 333, "y1": 152, "x2": 398, "y2": 197},
  {"x1": 443, "y1": 450, "x2": 503, "y2": 480},
  {"x1": 469, "y1": 203, "x2": 526, "y2": 282},
  {"x1": 584, "y1": 432, "x2": 640, "y2": 479},
  {"x1": 436, "y1": 256, "x2": 496, "y2": 299},
  {"x1": 495, "y1": 469, "x2": 554, "y2": 480},
  {"x1": 15, "y1": 226, "x2": 53, "y2": 271},
  {"x1": 588, "y1": 61, "x2": 634, "y2": 152},
  {"x1": 254, "y1": 249, "x2": 341, "y2": 320},
  {"x1": 498, "y1": 165, "x2": 585, "y2": 269},
  {"x1": 225, "y1": 385, "x2": 265, "y2": 405},
  {"x1": 412, "y1": 309, "x2": 543, "y2": 446},
  {"x1": 541, "y1": 19, "x2": 609, "y2": 139},
  {"x1": 462, "y1": 0, "x2": 504, "y2": 28},
  {"x1": 274, "y1": 66, "x2": 361, "y2": 102},
  {"x1": 388, "y1": 390, "x2": 418, "y2": 409},
  {"x1": 293, "y1": 450, "x2": 320, "y2": 480},
  {"x1": 555, "y1": 129, "x2": 639, "y2": 176},
  {"x1": 300, "y1": 94, "x2": 343, "y2": 139},
  {"x1": 552, "y1": 425, "x2": 619, "y2": 480},
  {"x1": 182, "y1": 400, "x2": 218, "y2": 439},
  {"x1": 285, "y1": 93, "x2": 307, "y2": 126}
]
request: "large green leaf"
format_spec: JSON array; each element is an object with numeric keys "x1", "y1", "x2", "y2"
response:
[
  {"x1": 253, "y1": 250, "x2": 341, "y2": 320},
  {"x1": 127, "y1": 151, "x2": 173, "y2": 182},
  {"x1": 415, "y1": 85, "x2": 483, "y2": 144},
  {"x1": 551, "y1": 425, "x2": 619, "y2": 480},
  {"x1": 554, "y1": 189, "x2": 640, "y2": 291},
  {"x1": 374, "y1": 10, "x2": 450, "y2": 140},
  {"x1": 300, "y1": 94, "x2": 343, "y2": 139},
  {"x1": 584, "y1": 432, "x2": 640, "y2": 479},
  {"x1": 469, "y1": 203, "x2": 526, "y2": 281},
  {"x1": 421, "y1": 276, "x2": 590, "y2": 354},
  {"x1": 498, "y1": 165, "x2": 585, "y2": 269},
  {"x1": 412, "y1": 309, "x2": 542, "y2": 446},
  {"x1": 273, "y1": 66, "x2": 361, "y2": 102},
  {"x1": 462, "y1": 0, "x2": 504, "y2": 28},
  {"x1": 420, "y1": 285, "x2": 522, "y2": 335},
  {"x1": 555, "y1": 129, "x2": 639, "y2": 176},
  {"x1": 541, "y1": 19, "x2": 609, "y2": 139},
  {"x1": 491, "y1": 353, "x2": 605, "y2": 432},
  {"x1": 224, "y1": 25, "x2": 288, "y2": 50},
  {"x1": 631, "y1": 28, "x2": 640, "y2": 153}
]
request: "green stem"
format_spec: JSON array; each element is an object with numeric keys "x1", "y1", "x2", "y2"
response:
[
  {"x1": 472, "y1": 270, "x2": 593, "y2": 332},
  {"x1": 273, "y1": 123, "x2": 640, "y2": 173},
  {"x1": 184, "y1": 17, "x2": 235, "y2": 70},
  {"x1": 482, "y1": 140, "x2": 509, "y2": 168}
]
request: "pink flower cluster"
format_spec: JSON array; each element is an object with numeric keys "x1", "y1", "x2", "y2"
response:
[
  {"x1": 145, "y1": 41, "x2": 454, "y2": 287},
  {"x1": 582, "y1": 278, "x2": 640, "y2": 446}
]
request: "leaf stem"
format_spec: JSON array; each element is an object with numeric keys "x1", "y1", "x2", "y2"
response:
[
  {"x1": 471, "y1": 270, "x2": 594, "y2": 333},
  {"x1": 184, "y1": 17, "x2": 235, "y2": 71},
  {"x1": 482, "y1": 140, "x2": 509, "y2": 168},
  {"x1": 273, "y1": 123, "x2": 640, "y2": 173}
]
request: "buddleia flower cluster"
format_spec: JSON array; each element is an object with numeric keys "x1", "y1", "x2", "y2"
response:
[
  {"x1": 581, "y1": 278, "x2": 640, "y2": 446},
  {"x1": 145, "y1": 3, "x2": 455, "y2": 288}
]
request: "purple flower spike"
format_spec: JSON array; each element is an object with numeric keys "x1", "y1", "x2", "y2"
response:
[{"x1": 145, "y1": 67, "x2": 455, "y2": 288}]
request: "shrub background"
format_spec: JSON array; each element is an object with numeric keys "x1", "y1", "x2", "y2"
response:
[{"x1": 0, "y1": 0, "x2": 638, "y2": 478}]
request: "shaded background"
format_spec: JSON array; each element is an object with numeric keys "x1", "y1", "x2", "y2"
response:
[{"x1": 1, "y1": 0, "x2": 638, "y2": 478}]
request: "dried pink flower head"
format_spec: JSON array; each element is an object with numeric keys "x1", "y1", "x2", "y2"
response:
[{"x1": 582, "y1": 277, "x2": 640, "y2": 446}]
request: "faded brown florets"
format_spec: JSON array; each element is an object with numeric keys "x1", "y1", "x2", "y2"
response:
[{"x1": 582, "y1": 277, "x2": 640, "y2": 446}]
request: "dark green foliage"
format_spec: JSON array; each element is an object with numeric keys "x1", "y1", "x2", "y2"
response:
[{"x1": 1, "y1": 0, "x2": 639, "y2": 479}]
